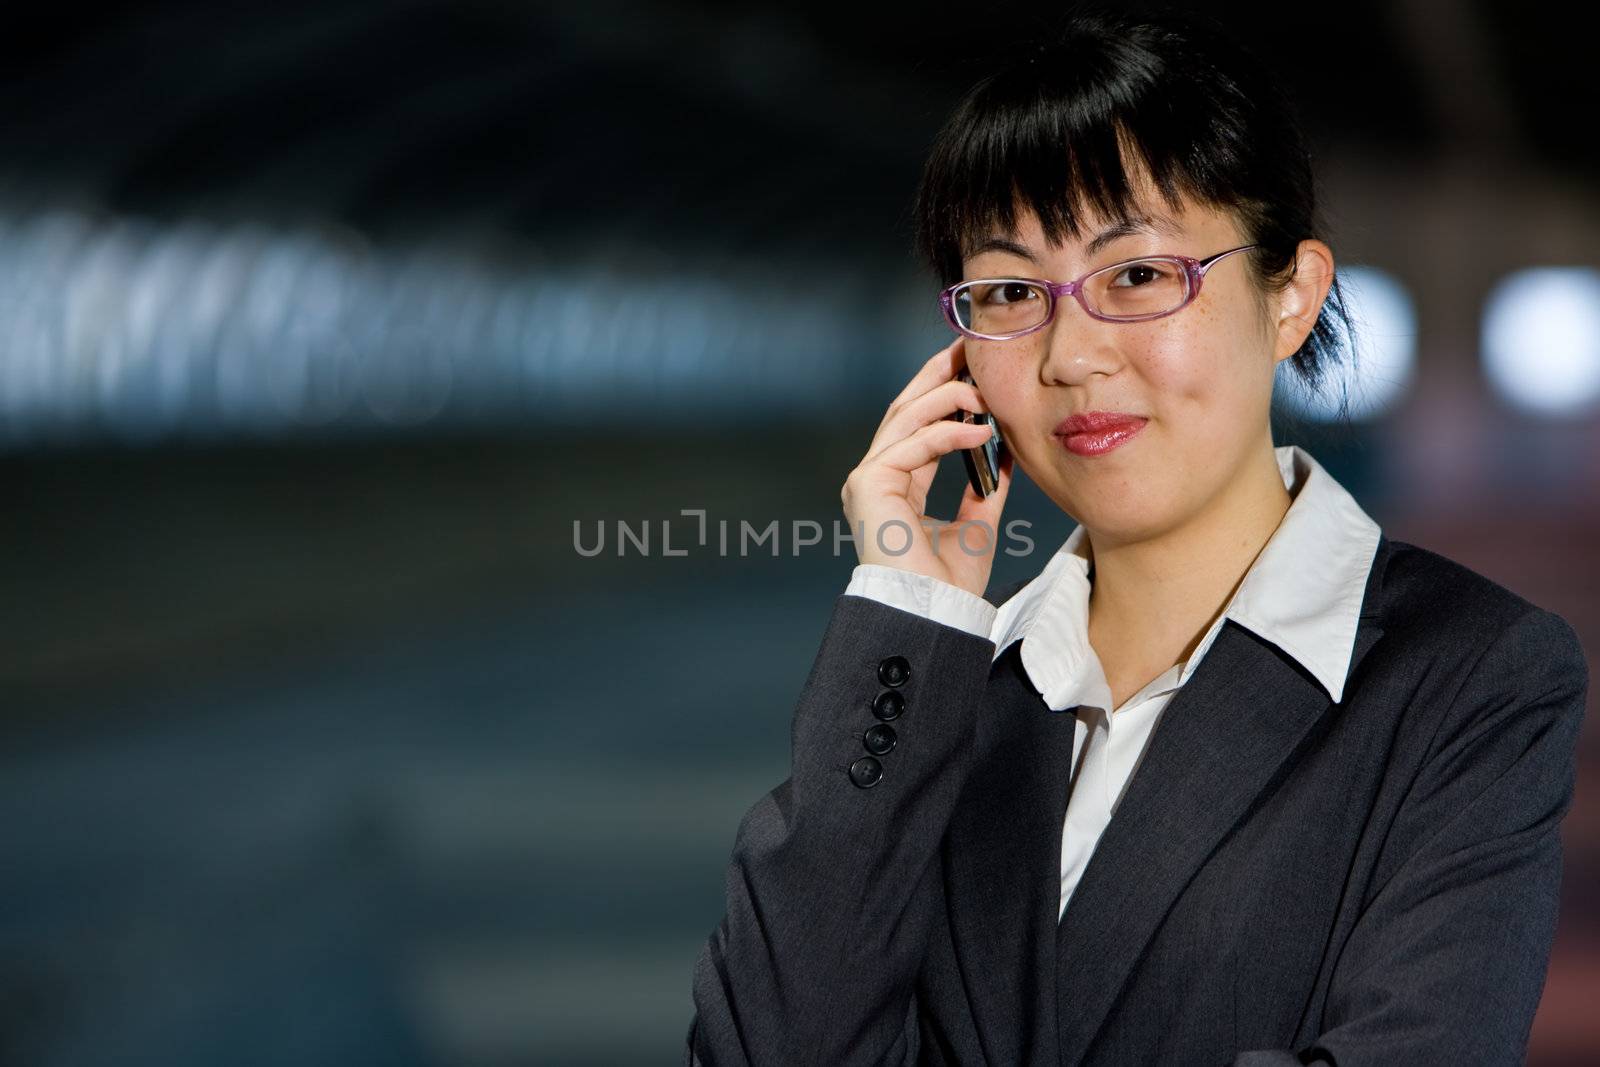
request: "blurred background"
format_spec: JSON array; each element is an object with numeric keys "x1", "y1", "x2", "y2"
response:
[{"x1": 1, "y1": 0, "x2": 1595, "y2": 1063}]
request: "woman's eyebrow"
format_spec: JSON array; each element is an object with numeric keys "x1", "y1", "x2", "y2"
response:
[
  {"x1": 966, "y1": 236, "x2": 1037, "y2": 260},
  {"x1": 1083, "y1": 216, "x2": 1177, "y2": 256}
]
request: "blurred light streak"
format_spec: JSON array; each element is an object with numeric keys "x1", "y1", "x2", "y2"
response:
[
  {"x1": 1483, "y1": 266, "x2": 1600, "y2": 417},
  {"x1": 0, "y1": 206, "x2": 877, "y2": 448},
  {"x1": 1276, "y1": 265, "x2": 1417, "y2": 422}
]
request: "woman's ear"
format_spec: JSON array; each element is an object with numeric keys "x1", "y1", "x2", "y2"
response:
[{"x1": 1272, "y1": 239, "x2": 1335, "y2": 365}]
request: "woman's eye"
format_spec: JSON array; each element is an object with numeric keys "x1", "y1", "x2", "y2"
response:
[
  {"x1": 1111, "y1": 263, "x2": 1168, "y2": 288},
  {"x1": 980, "y1": 282, "x2": 1037, "y2": 305}
]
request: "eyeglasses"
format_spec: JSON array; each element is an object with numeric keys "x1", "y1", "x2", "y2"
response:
[{"x1": 939, "y1": 244, "x2": 1258, "y2": 340}]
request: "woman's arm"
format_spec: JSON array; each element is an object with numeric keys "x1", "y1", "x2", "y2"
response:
[
  {"x1": 685, "y1": 592, "x2": 997, "y2": 1066},
  {"x1": 1233, "y1": 606, "x2": 1589, "y2": 1067}
]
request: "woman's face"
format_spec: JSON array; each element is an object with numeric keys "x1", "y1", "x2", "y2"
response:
[{"x1": 963, "y1": 192, "x2": 1289, "y2": 547}]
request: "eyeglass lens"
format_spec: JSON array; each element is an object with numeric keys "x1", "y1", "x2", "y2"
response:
[{"x1": 952, "y1": 258, "x2": 1192, "y2": 335}]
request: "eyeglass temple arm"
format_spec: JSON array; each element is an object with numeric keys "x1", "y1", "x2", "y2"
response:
[{"x1": 1198, "y1": 244, "x2": 1258, "y2": 272}]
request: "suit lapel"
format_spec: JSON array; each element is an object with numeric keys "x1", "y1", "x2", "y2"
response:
[
  {"x1": 944, "y1": 643, "x2": 1075, "y2": 1067},
  {"x1": 1052, "y1": 536, "x2": 1392, "y2": 1063}
]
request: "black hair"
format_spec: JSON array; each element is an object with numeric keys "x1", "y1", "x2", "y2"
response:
[{"x1": 912, "y1": 3, "x2": 1357, "y2": 421}]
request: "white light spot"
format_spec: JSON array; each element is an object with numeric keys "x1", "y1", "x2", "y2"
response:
[{"x1": 1482, "y1": 267, "x2": 1600, "y2": 416}]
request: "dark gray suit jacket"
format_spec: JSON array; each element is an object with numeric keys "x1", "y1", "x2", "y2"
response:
[{"x1": 685, "y1": 535, "x2": 1589, "y2": 1065}]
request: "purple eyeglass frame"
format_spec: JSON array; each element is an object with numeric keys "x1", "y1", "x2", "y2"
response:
[{"x1": 938, "y1": 243, "x2": 1259, "y2": 340}]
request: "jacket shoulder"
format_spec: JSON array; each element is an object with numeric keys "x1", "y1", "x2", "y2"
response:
[{"x1": 1375, "y1": 537, "x2": 1584, "y2": 674}]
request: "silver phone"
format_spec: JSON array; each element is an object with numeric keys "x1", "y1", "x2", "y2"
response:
[{"x1": 950, "y1": 369, "x2": 1004, "y2": 497}]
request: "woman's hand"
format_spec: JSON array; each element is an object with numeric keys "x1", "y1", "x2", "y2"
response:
[{"x1": 841, "y1": 337, "x2": 1015, "y2": 599}]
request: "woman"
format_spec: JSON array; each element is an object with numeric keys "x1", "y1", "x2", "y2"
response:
[{"x1": 685, "y1": 7, "x2": 1588, "y2": 1065}]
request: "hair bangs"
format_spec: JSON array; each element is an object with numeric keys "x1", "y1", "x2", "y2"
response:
[{"x1": 912, "y1": 5, "x2": 1284, "y2": 287}]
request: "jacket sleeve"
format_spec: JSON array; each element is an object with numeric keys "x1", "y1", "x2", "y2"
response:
[
  {"x1": 685, "y1": 591, "x2": 998, "y2": 1066},
  {"x1": 1233, "y1": 606, "x2": 1590, "y2": 1067},
  {"x1": 843, "y1": 563, "x2": 1000, "y2": 640}
]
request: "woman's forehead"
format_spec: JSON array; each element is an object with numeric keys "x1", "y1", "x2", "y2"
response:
[{"x1": 972, "y1": 195, "x2": 1222, "y2": 259}]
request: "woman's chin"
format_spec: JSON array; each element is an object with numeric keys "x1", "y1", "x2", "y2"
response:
[{"x1": 1054, "y1": 492, "x2": 1177, "y2": 546}]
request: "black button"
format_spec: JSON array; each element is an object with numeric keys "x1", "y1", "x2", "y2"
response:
[
  {"x1": 877, "y1": 656, "x2": 910, "y2": 688},
  {"x1": 871, "y1": 690, "x2": 905, "y2": 722},
  {"x1": 849, "y1": 756, "x2": 883, "y2": 788},
  {"x1": 863, "y1": 723, "x2": 897, "y2": 756}
]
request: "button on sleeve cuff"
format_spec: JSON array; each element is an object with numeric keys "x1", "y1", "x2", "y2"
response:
[{"x1": 844, "y1": 563, "x2": 999, "y2": 641}]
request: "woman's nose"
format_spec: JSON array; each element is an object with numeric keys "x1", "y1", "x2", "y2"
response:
[{"x1": 1037, "y1": 300, "x2": 1127, "y2": 386}]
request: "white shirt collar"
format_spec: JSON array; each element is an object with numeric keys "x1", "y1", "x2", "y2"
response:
[{"x1": 991, "y1": 444, "x2": 1381, "y2": 708}]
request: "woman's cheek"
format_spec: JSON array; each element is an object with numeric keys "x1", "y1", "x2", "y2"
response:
[
  {"x1": 1139, "y1": 333, "x2": 1210, "y2": 396},
  {"x1": 985, "y1": 369, "x2": 1034, "y2": 432}
]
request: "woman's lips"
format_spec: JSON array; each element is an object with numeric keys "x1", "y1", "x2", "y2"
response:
[{"x1": 1054, "y1": 415, "x2": 1148, "y2": 456}]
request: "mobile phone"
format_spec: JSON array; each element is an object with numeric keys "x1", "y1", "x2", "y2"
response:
[{"x1": 949, "y1": 369, "x2": 1005, "y2": 498}]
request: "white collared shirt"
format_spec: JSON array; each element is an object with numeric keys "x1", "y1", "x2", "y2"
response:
[{"x1": 843, "y1": 444, "x2": 1382, "y2": 920}]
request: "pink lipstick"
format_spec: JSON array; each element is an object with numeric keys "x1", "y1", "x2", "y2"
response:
[{"x1": 1054, "y1": 411, "x2": 1148, "y2": 457}]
